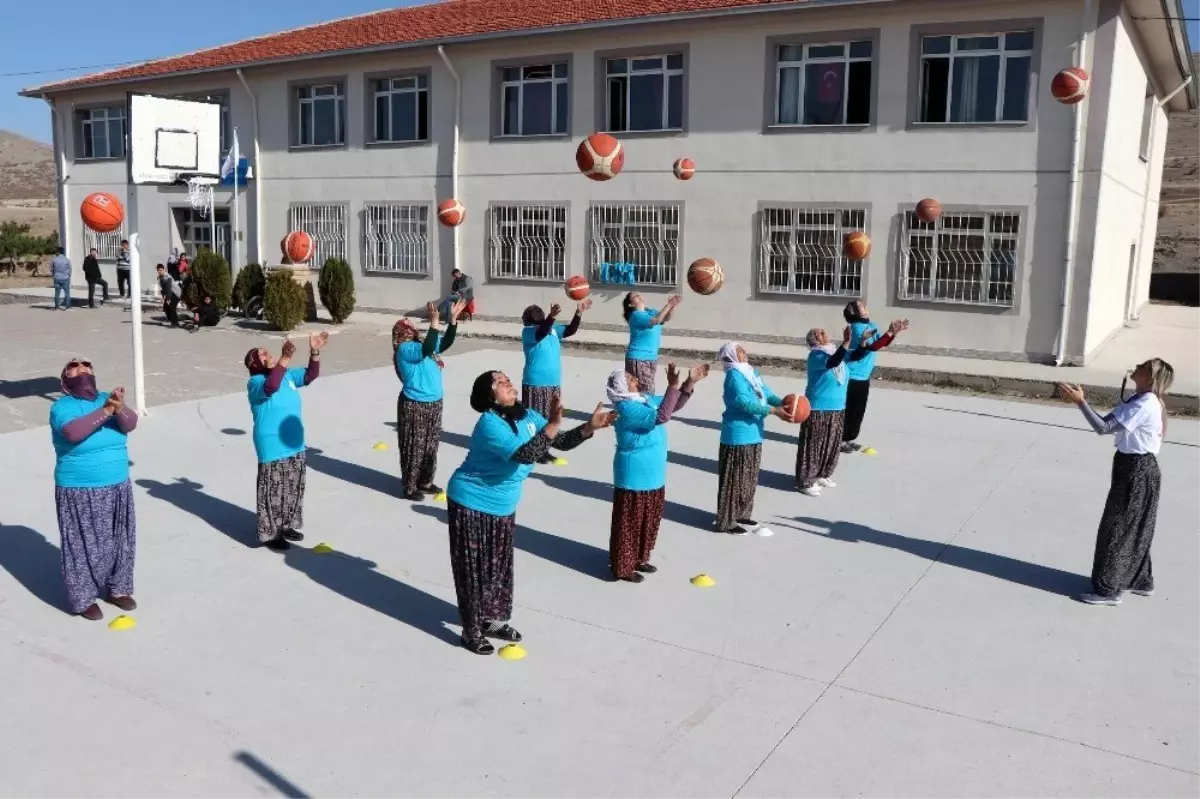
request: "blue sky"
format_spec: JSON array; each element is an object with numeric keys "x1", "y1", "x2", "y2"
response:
[{"x1": 2, "y1": 0, "x2": 1197, "y2": 143}]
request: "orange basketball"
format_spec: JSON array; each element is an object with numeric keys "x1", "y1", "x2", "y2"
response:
[
  {"x1": 80, "y1": 192, "x2": 124, "y2": 234},
  {"x1": 281, "y1": 231, "x2": 314, "y2": 264},
  {"x1": 843, "y1": 231, "x2": 871, "y2": 261},
  {"x1": 672, "y1": 157, "x2": 695, "y2": 180},
  {"x1": 687, "y1": 257, "x2": 723, "y2": 295},
  {"x1": 565, "y1": 275, "x2": 590, "y2": 301},
  {"x1": 916, "y1": 198, "x2": 942, "y2": 223},
  {"x1": 1051, "y1": 67, "x2": 1090, "y2": 105},
  {"x1": 781, "y1": 393, "x2": 811, "y2": 424},
  {"x1": 437, "y1": 198, "x2": 465, "y2": 227},
  {"x1": 576, "y1": 133, "x2": 624, "y2": 181}
]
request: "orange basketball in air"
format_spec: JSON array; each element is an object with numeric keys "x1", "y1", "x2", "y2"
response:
[
  {"x1": 843, "y1": 231, "x2": 872, "y2": 261},
  {"x1": 672, "y1": 157, "x2": 695, "y2": 180},
  {"x1": 80, "y1": 192, "x2": 124, "y2": 234},
  {"x1": 781, "y1": 393, "x2": 810, "y2": 424},
  {"x1": 281, "y1": 231, "x2": 314, "y2": 264},
  {"x1": 437, "y1": 198, "x2": 465, "y2": 227},
  {"x1": 576, "y1": 133, "x2": 624, "y2": 181},
  {"x1": 916, "y1": 198, "x2": 942, "y2": 223},
  {"x1": 1051, "y1": 67, "x2": 1090, "y2": 105},
  {"x1": 565, "y1": 275, "x2": 590, "y2": 301},
  {"x1": 687, "y1": 257, "x2": 723, "y2": 295}
]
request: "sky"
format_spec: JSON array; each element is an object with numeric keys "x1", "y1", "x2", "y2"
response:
[{"x1": 1, "y1": 0, "x2": 1197, "y2": 144}]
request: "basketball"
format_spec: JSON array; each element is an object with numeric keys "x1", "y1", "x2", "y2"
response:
[
  {"x1": 281, "y1": 231, "x2": 314, "y2": 264},
  {"x1": 672, "y1": 157, "x2": 695, "y2": 180},
  {"x1": 576, "y1": 133, "x2": 624, "y2": 181},
  {"x1": 781, "y1": 393, "x2": 811, "y2": 424},
  {"x1": 565, "y1": 275, "x2": 590, "y2": 301},
  {"x1": 687, "y1": 257, "x2": 723, "y2": 295},
  {"x1": 843, "y1": 231, "x2": 872, "y2": 261},
  {"x1": 1051, "y1": 67, "x2": 1089, "y2": 105},
  {"x1": 437, "y1": 198, "x2": 466, "y2": 227},
  {"x1": 916, "y1": 197, "x2": 942, "y2": 223},
  {"x1": 80, "y1": 192, "x2": 124, "y2": 234}
]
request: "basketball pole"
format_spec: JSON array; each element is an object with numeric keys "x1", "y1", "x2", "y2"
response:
[{"x1": 127, "y1": 194, "x2": 147, "y2": 417}]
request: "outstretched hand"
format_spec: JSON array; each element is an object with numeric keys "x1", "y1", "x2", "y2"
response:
[
  {"x1": 426, "y1": 301, "x2": 440, "y2": 324},
  {"x1": 667, "y1": 363, "x2": 682, "y2": 388},
  {"x1": 281, "y1": 339, "x2": 297, "y2": 359},
  {"x1": 842, "y1": 326, "x2": 853, "y2": 347},
  {"x1": 688, "y1": 363, "x2": 710, "y2": 383},
  {"x1": 549, "y1": 303, "x2": 563, "y2": 318},
  {"x1": 309, "y1": 330, "x2": 330, "y2": 351},
  {"x1": 105, "y1": 387, "x2": 125, "y2": 414},
  {"x1": 666, "y1": 294, "x2": 683, "y2": 307},
  {"x1": 587, "y1": 402, "x2": 616, "y2": 431},
  {"x1": 449, "y1": 298, "x2": 468, "y2": 323},
  {"x1": 888, "y1": 318, "x2": 910, "y2": 336},
  {"x1": 576, "y1": 298, "x2": 593, "y2": 313},
  {"x1": 1057, "y1": 382, "x2": 1086, "y2": 405}
]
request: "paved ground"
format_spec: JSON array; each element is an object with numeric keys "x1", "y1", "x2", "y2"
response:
[{"x1": 0, "y1": 336, "x2": 1197, "y2": 796}]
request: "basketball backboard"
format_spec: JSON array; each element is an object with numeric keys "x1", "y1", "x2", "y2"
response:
[{"x1": 127, "y1": 93, "x2": 222, "y2": 185}]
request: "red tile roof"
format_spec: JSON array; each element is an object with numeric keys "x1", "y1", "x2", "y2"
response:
[{"x1": 27, "y1": 0, "x2": 822, "y2": 94}]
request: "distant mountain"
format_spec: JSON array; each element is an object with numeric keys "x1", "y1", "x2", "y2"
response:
[
  {"x1": 1154, "y1": 54, "x2": 1199, "y2": 275},
  {"x1": 0, "y1": 130, "x2": 56, "y2": 202}
]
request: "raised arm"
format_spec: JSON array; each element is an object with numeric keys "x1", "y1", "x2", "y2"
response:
[
  {"x1": 1058, "y1": 383, "x2": 1123, "y2": 435},
  {"x1": 60, "y1": 407, "x2": 115, "y2": 443},
  {"x1": 422, "y1": 328, "x2": 441, "y2": 358},
  {"x1": 440, "y1": 322, "x2": 458, "y2": 353},
  {"x1": 535, "y1": 304, "x2": 561, "y2": 342},
  {"x1": 655, "y1": 386, "x2": 684, "y2": 425},
  {"x1": 114, "y1": 406, "x2": 139, "y2": 433}
]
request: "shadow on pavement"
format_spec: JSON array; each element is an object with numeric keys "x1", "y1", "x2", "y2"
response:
[
  {"x1": 0, "y1": 375, "x2": 61, "y2": 402},
  {"x1": 135, "y1": 478, "x2": 258, "y2": 547},
  {"x1": 306, "y1": 447, "x2": 398, "y2": 498},
  {"x1": 233, "y1": 752, "x2": 309, "y2": 799},
  {"x1": 529, "y1": 472, "x2": 714, "y2": 531},
  {"x1": 0, "y1": 523, "x2": 64, "y2": 611},
  {"x1": 672, "y1": 413, "x2": 797, "y2": 446}
]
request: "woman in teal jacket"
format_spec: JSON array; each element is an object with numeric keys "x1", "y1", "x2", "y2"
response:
[
  {"x1": 796, "y1": 326, "x2": 851, "y2": 497},
  {"x1": 717, "y1": 343, "x2": 790, "y2": 533},
  {"x1": 607, "y1": 361, "x2": 709, "y2": 582}
]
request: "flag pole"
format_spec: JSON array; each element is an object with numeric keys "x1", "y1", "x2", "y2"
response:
[{"x1": 232, "y1": 127, "x2": 240, "y2": 276}]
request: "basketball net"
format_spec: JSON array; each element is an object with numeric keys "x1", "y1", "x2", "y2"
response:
[{"x1": 186, "y1": 176, "x2": 217, "y2": 219}]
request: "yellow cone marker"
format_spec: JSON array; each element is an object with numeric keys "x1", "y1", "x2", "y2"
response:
[
  {"x1": 862, "y1": 447, "x2": 878, "y2": 456},
  {"x1": 108, "y1": 615, "x2": 136, "y2": 631},
  {"x1": 373, "y1": 442, "x2": 389, "y2": 451},
  {"x1": 312, "y1": 542, "x2": 334, "y2": 554},
  {"x1": 690, "y1": 574, "x2": 716, "y2": 587},
  {"x1": 552, "y1": 457, "x2": 568, "y2": 467},
  {"x1": 498, "y1": 643, "x2": 526, "y2": 660},
  {"x1": 434, "y1": 491, "x2": 447, "y2": 503}
]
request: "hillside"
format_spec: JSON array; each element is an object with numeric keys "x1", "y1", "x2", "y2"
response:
[
  {"x1": 0, "y1": 130, "x2": 56, "y2": 202},
  {"x1": 1154, "y1": 55, "x2": 1200, "y2": 275}
]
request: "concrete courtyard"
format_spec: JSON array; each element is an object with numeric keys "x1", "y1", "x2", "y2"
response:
[{"x1": 0, "y1": 305, "x2": 1197, "y2": 797}]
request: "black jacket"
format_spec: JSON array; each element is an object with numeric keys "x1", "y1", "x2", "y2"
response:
[{"x1": 82, "y1": 255, "x2": 102, "y2": 282}]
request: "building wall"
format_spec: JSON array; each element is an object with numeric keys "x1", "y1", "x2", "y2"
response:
[{"x1": 46, "y1": 0, "x2": 1147, "y2": 361}]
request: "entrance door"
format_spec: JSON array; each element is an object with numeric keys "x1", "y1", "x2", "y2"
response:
[{"x1": 179, "y1": 208, "x2": 231, "y2": 263}]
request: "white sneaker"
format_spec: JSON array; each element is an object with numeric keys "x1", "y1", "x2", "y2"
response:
[
  {"x1": 800, "y1": 485, "x2": 822, "y2": 497},
  {"x1": 816, "y1": 478, "x2": 837, "y2": 488},
  {"x1": 1079, "y1": 592, "x2": 1122, "y2": 606}
]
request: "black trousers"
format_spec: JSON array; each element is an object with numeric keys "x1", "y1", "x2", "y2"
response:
[
  {"x1": 86, "y1": 278, "x2": 109, "y2": 307},
  {"x1": 163, "y1": 295, "x2": 180, "y2": 326},
  {"x1": 116, "y1": 269, "x2": 130, "y2": 298},
  {"x1": 843, "y1": 378, "x2": 871, "y2": 443}
]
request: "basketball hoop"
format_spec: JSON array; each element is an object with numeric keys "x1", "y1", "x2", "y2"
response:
[{"x1": 186, "y1": 176, "x2": 218, "y2": 218}]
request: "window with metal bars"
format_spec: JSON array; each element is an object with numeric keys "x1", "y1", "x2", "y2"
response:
[
  {"x1": 589, "y1": 203, "x2": 680, "y2": 286},
  {"x1": 83, "y1": 227, "x2": 124, "y2": 261},
  {"x1": 899, "y1": 210, "x2": 1019, "y2": 307},
  {"x1": 488, "y1": 204, "x2": 567, "y2": 281},
  {"x1": 363, "y1": 203, "x2": 429, "y2": 274},
  {"x1": 758, "y1": 207, "x2": 866, "y2": 296},
  {"x1": 288, "y1": 204, "x2": 347, "y2": 267}
]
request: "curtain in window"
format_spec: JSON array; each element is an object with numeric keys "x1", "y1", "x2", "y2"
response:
[{"x1": 777, "y1": 67, "x2": 801, "y2": 124}]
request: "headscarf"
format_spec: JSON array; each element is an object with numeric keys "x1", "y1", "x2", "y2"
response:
[
  {"x1": 719, "y1": 342, "x2": 765, "y2": 402},
  {"x1": 60, "y1": 357, "x2": 98, "y2": 401},
  {"x1": 470, "y1": 371, "x2": 527, "y2": 431},
  {"x1": 805, "y1": 329, "x2": 846, "y2": 385},
  {"x1": 606, "y1": 369, "x2": 646, "y2": 406},
  {"x1": 244, "y1": 348, "x2": 270, "y2": 376},
  {"x1": 392, "y1": 318, "x2": 418, "y2": 350},
  {"x1": 521, "y1": 305, "x2": 545, "y2": 327},
  {"x1": 843, "y1": 300, "x2": 868, "y2": 324}
]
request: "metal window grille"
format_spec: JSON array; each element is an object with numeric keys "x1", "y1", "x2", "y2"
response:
[
  {"x1": 757, "y1": 207, "x2": 865, "y2": 296},
  {"x1": 488, "y1": 204, "x2": 568, "y2": 281},
  {"x1": 589, "y1": 203, "x2": 680, "y2": 286},
  {"x1": 83, "y1": 226, "x2": 125, "y2": 261},
  {"x1": 289, "y1": 204, "x2": 347, "y2": 266},
  {"x1": 363, "y1": 203, "x2": 429, "y2": 274},
  {"x1": 899, "y1": 210, "x2": 1019, "y2": 307}
]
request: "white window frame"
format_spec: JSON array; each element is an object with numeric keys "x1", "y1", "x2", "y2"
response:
[
  {"x1": 295, "y1": 83, "x2": 346, "y2": 147},
  {"x1": 363, "y1": 203, "x2": 430, "y2": 275},
  {"x1": 758, "y1": 206, "x2": 867, "y2": 296},
  {"x1": 288, "y1": 203, "x2": 347, "y2": 267},
  {"x1": 83, "y1": 226, "x2": 124, "y2": 261},
  {"x1": 589, "y1": 202, "x2": 681, "y2": 287},
  {"x1": 917, "y1": 31, "x2": 1034, "y2": 124},
  {"x1": 78, "y1": 106, "x2": 126, "y2": 160},
  {"x1": 499, "y1": 63, "x2": 569, "y2": 137},
  {"x1": 775, "y1": 40, "x2": 873, "y2": 126},
  {"x1": 372, "y1": 74, "x2": 429, "y2": 143},
  {"x1": 1138, "y1": 86, "x2": 1154, "y2": 162},
  {"x1": 604, "y1": 54, "x2": 684, "y2": 133},
  {"x1": 488, "y1": 204, "x2": 568, "y2": 282},
  {"x1": 899, "y1": 209, "x2": 1020, "y2": 307}
]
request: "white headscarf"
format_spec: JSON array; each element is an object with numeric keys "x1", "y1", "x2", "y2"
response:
[
  {"x1": 606, "y1": 369, "x2": 646, "y2": 406},
  {"x1": 719, "y1": 342, "x2": 765, "y2": 402},
  {"x1": 805, "y1": 329, "x2": 846, "y2": 385}
]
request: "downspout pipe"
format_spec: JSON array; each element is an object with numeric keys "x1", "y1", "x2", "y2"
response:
[
  {"x1": 1129, "y1": 76, "x2": 1193, "y2": 321},
  {"x1": 437, "y1": 45, "x2": 461, "y2": 279},
  {"x1": 1055, "y1": 0, "x2": 1095, "y2": 367},
  {"x1": 235, "y1": 68, "x2": 263, "y2": 265},
  {"x1": 42, "y1": 96, "x2": 69, "y2": 260}
]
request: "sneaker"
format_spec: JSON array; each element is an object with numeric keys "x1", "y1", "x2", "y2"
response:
[
  {"x1": 618, "y1": 572, "x2": 645, "y2": 583},
  {"x1": 281, "y1": 529, "x2": 304, "y2": 542},
  {"x1": 418, "y1": 483, "x2": 443, "y2": 495},
  {"x1": 403, "y1": 490, "x2": 426, "y2": 502},
  {"x1": 1129, "y1": 588, "x2": 1155, "y2": 597},
  {"x1": 722, "y1": 525, "x2": 749, "y2": 535},
  {"x1": 1079, "y1": 592, "x2": 1121, "y2": 606},
  {"x1": 816, "y1": 478, "x2": 837, "y2": 488},
  {"x1": 840, "y1": 442, "x2": 858, "y2": 454},
  {"x1": 635, "y1": 563, "x2": 658, "y2": 574},
  {"x1": 800, "y1": 485, "x2": 822, "y2": 497},
  {"x1": 737, "y1": 518, "x2": 758, "y2": 528},
  {"x1": 79, "y1": 603, "x2": 104, "y2": 621},
  {"x1": 105, "y1": 595, "x2": 137, "y2": 612}
]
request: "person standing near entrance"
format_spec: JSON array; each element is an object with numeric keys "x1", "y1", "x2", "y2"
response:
[
  {"x1": 50, "y1": 247, "x2": 72, "y2": 311},
  {"x1": 115, "y1": 240, "x2": 132, "y2": 299},
  {"x1": 82, "y1": 247, "x2": 109, "y2": 308}
]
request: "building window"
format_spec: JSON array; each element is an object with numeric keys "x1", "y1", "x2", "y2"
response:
[
  {"x1": 758, "y1": 207, "x2": 866, "y2": 296},
  {"x1": 363, "y1": 203, "x2": 429, "y2": 274},
  {"x1": 605, "y1": 54, "x2": 683, "y2": 132},
  {"x1": 589, "y1": 203, "x2": 681, "y2": 286},
  {"x1": 295, "y1": 83, "x2": 345, "y2": 147},
  {"x1": 176, "y1": 208, "x2": 231, "y2": 262},
  {"x1": 1139, "y1": 86, "x2": 1154, "y2": 161},
  {"x1": 373, "y1": 74, "x2": 429, "y2": 143},
  {"x1": 775, "y1": 40, "x2": 873, "y2": 126},
  {"x1": 289, "y1": 204, "x2": 347, "y2": 266},
  {"x1": 500, "y1": 63, "x2": 568, "y2": 136},
  {"x1": 918, "y1": 31, "x2": 1033, "y2": 123},
  {"x1": 83, "y1": 227, "x2": 124, "y2": 261},
  {"x1": 78, "y1": 107, "x2": 125, "y2": 159},
  {"x1": 488, "y1": 204, "x2": 568, "y2": 281},
  {"x1": 899, "y1": 210, "x2": 1019, "y2": 307}
]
